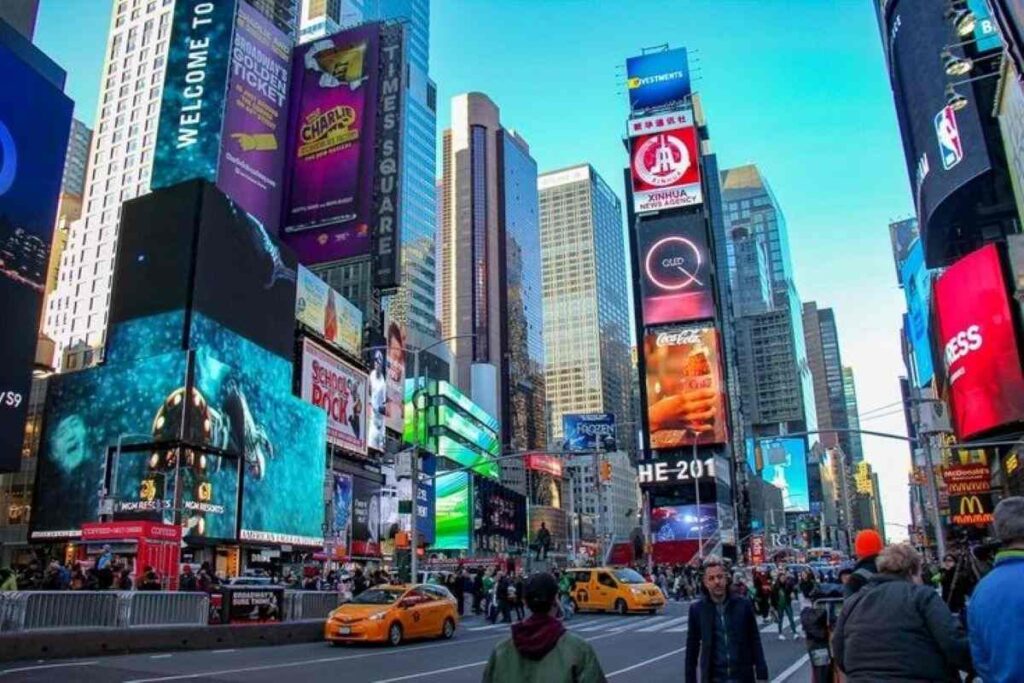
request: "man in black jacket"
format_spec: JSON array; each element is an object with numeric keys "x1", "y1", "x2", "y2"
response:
[{"x1": 685, "y1": 556, "x2": 769, "y2": 683}]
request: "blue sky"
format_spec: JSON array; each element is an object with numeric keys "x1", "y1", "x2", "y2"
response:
[{"x1": 34, "y1": 0, "x2": 915, "y2": 540}]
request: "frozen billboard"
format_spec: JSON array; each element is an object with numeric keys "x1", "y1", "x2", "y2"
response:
[{"x1": 280, "y1": 24, "x2": 381, "y2": 263}]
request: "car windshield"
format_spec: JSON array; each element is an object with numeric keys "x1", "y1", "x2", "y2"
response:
[
  {"x1": 349, "y1": 589, "x2": 403, "y2": 605},
  {"x1": 613, "y1": 569, "x2": 646, "y2": 584}
]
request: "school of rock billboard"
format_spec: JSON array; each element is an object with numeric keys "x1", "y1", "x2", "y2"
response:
[
  {"x1": 299, "y1": 337, "x2": 368, "y2": 456},
  {"x1": 628, "y1": 110, "x2": 702, "y2": 213},
  {"x1": 644, "y1": 324, "x2": 728, "y2": 448}
]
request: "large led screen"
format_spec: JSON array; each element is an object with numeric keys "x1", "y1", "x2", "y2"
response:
[
  {"x1": 30, "y1": 350, "x2": 189, "y2": 539},
  {"x1": 934, "y1": 243, "x2": 1024, "y2": 440},
  {"x1": 900, "y1": 240, "x2": 934, "y2": 387},
  {"x1": 745, "y1": 437, "x2": 810, "y2": 513},
  {"x1": 299, "y1": 338, "x2": 368, "y2": 456},
  {"x1": 637, "y1": 213, "x2": 715, "y2": 325},
  {"x1": 0, "y1": 41, "x2": 72, "y2": 472},
  {"x1": 644, "y1": 324, "x2": 728, "y2": 448},
  {"x1": 562, "y1": 413, "x2": 616, "y2": 451},
  {"x1": 295, "y1": 265, "x2": 362, "y2": 357},
  {"x1": 629, "y1": 110, "x2": 702, "y2": 212},
  {"x1": 280, "y1": 24, "x2": 380, "y2": 263},
  {"x1": 351, "y1": 474, "x2": 382, "y2": 556},
  {"x1": 385, "y1": 318, "x2": 406, "y2": 435},
  {"x1": 331, "y1": 472, "x2": 353, "y2": 542},
  {"x1": 626, "y1": 47, "x2": 691, "y2": 112},
  {"x1": 216, "y1": 0, "x2": 291, "y2": 231},
  {"x1": 651, "y1": 504, "x2": 717, "y2": 542},
  {"x1": 473, "y1": 476, "x2": 526, "y2": 554},
  {"x1": 434, "y1": 471, "x2": 470, "y2": 551}
]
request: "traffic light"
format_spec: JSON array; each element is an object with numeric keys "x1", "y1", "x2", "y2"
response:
[{"x1": 600, "y1": 459, "x2": 612, "y2": 482}]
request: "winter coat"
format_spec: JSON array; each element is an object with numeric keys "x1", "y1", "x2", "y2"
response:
[
  {"x1": 832, "y1": 573, "x2": 970, "y2": 682},
  {"x1": 843, "y1": 556, "x2": 878, "y2": 597},
  {"x1": 685, "y1": 595, "x2": 768, "y2": 683},
  {"x1": 967, "y1": 549, "x2": 1024, "y2": 683},
  {"x1": 483, "y1": 614, "x2": 606, "y2": 683}
]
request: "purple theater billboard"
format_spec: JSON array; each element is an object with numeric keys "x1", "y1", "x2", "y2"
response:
[
  {"x1": 280, "y1": 24, "x2": 381, "y2": 264},
  {"x1": 216, "y1": 1, "x2": 291, "y2": 232}
]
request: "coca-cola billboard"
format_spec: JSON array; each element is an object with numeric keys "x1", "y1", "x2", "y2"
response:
[
  {"x1": 644, "y1": 323, "x2": 728, "y2": 448},
  {"x1": 934, "y1": 243, "x2": 1024, "y2": 440}
]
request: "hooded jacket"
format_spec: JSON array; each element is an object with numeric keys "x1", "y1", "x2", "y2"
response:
[
  {"x1": 482, "y1": 613, "x2": 606, "y2": 683},
  {"x1": 967, "y1": 549, "x2": 1024, "y2": 683}
]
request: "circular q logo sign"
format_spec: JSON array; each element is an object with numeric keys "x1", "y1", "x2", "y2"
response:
[
  {"x1": 644, "y1": 235, "x2": 703, "y2": 292},
  {"x1": 0, "y1": 120, "x2": 17, "y2": 196}
]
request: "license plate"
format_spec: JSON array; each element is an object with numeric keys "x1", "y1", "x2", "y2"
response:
[{"x1": 338, "y1": 626, "x2": 351, "y2": 635}]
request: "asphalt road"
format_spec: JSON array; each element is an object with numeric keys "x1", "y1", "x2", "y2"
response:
[{"x1": 0, "y1": 601, "x2": 813, "y2": 682}]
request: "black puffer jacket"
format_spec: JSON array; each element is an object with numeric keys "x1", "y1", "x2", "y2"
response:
[{"x1": 832, "y1": 574, "x2": 970, "y2": 682}]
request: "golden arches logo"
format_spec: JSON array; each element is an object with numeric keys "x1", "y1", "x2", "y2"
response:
[{"x1": 959, "y1": 495, "x2": 985, "y2": 516}]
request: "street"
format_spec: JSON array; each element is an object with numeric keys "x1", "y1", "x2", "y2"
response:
[{"x1": 0, "y1": 602, "x2": 812, "y2": 682}]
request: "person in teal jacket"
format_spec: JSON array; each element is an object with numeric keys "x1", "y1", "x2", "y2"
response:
[
  {"x1": 483, "y1": 572, "x2": 606, "y2": 683},
  {"x1": 968, "y1": 497, "x2": 1024, "y2": 683}
]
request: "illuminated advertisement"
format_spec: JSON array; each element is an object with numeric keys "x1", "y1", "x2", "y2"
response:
[
  {"x1": 626, "y1": 47, "x2": 691, "y2": 112},
  {"x1": 562, "y1": 413, "x2": 616, "y2": 451},
  {"x1": 295, "y1": 265, "x2": 362, "y2": 357},
  {"x1": 885, "y1": 0, "x2": 993, "y2": 264},
  {"x1": 351, "y1": 474, "x2": 382, "y2": 556},
  {"x1": 637, "y1": 453, "x2": 718, "y2": 486},
  {"x1": 526, "y1": 454, "x2": 562, "y2": 510},
  {"x1": 889, "y1": 217, "x2": 919, "y2": 280},
  {"x1": 300, "y1": 338, "x2": 368, "y2": 455},
  {"x1": 745, "y1": 437, "x2": 810, "y2": 513},
  {"x1": 280, "y1": 24, "x2": 380, "y2": 263},
  {"x1": 216, "y1": 0, "x2": 291, "y2": 231},
  {"x1": 371, "y1": 23, "x2": 405, "y2": 290},
  {"x1": 395, "y1": 453, "x2": 435, "y2": 545},
  {"x1": 30, "y1": 350, "x2": 189, "y2": 539},
  {"x1": 900, "y1": 240, "x2": 934, "y2": 387},
  {"x1": 385, "y1": 318, "x2": 406, "y2": 434},
  {"x1": 651, "y1": 504, "x2": 717, "y2": 542},
  {"x1": 629, "y1": 110, "x2": 702, "y2": 212},
  {"x1": 934, "y1": 243, "x2": 1024, "y2": 439},
  {"x1": 637, "y1": 213, "x2": 715, "y2": 325},
  {"x1": 434, "y1": 471, "x2": 470, "y2": 551},
  {"x1": 331, "y1": 473, "x2": 353, "y2": 541},
  {"x1": 473, "y1": 476, "x2": 526, "y2": 553},
  {"x1": 152, "y1": 0, "x2": 236, "y2": 188},
  {"x1": 644, "y1": 324, "x2": 728, "y2": 448},
  {"x1": 112, "y1": 448, "x2": 238, "y2": 541},
  {"x1": 0, "y1": 41, "x2": 72, "y2": 472},
  {"x1": 194, "y1": 334, "x2": 327, "y2": 547},
  {"x1": 525, "y1": 454, "x2": 563, "y2": 477}
]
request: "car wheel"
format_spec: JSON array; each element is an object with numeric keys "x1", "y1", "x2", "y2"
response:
[
  {"x1": 388, "y1": 622, "x2": 403, "y2": 646},
  {"x1": 441, "y1": 618, "x2": 455, "y2": 640},
  {"x1": 614, "y1": 599, "x2": 628, "y2": 615}
]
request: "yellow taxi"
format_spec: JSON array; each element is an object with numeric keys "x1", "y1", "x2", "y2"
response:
[
  {"x1": 324, "y1": 583, "x2": 459, "y2": 646},
  {"x1": 566, "y1": 567, "x2": 666, "y2": 615}
]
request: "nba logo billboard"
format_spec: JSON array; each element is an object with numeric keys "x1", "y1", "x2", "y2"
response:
[{"x1": 935, "y1": 106, "x2": 963, "y2": 170}]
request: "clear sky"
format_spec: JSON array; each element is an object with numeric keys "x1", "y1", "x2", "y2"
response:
[{"x1": 33, "y1": 0, "x2": 916, "y2": 541}]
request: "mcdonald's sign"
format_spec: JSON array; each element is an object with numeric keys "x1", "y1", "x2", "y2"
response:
[{"x1": 950, "y1": 493, "x2": 995, "y2": 526}]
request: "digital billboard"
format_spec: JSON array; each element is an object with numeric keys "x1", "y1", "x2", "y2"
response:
[
  {"x1": 637, "y1": 212, "x2": 715, "y2": 325},
  {"x1": 30, "y1": 350, "x2": 189, "y2": 539},
  {"x1": 434, "y1": 471, "x2": 470, "y2": 551},
  {"x1": 385, "y1": 317, "x2": 406, "y2": 434},
  {"x1": 152, "y1": 0, "x2": 236, "y2": 189},
  {"x1": 295, "y1": 265, "x2": 362, "y2": 357},
  {"x1": 885, "y1": 0, "x2": 994, "y2": 266},
  {"x1": 216, "y1": 0, "x2": 291, "y2": 231},
  {"x1": 934, "y1": 243, "x2": 1024, "y2": 440},
  {"x1": 331, "y1": 472, "x2": 353, "y2": 542},
  {"x1": 280, "y1": 24, "x2": 380, "y2": 263},
  {"x1": 651, "y1": 504, "x2": 717, "y2": 542},
  {"x1": 628, "y1": 110, "x2": 702, "y2": 212},
  {"x1": 562, "y1": 413, "x2": 616, "y2": 451},
  {"x1": 900, "y1": 240, "x2": 934, "y2": 386},
  {"x1": 745, "y1": 437, "x2": 810, "y2": 513},
  {"x1": 889, "y1": 217, "x2": 919, "y2": 281},
  {"x1": 644, "y1": 324, "x2": 728, "y2": 448},
  {"x1": 626, "y1": 47, "x2": 691, "y2": 112},
  {"x1": 473, "y1": 476, "x2": 526, "y2": 554},
  {"x1": 396, "y1": 452, "x2": 435, "y2": 545},
  {"x1": 351, "y1": 474, "x2": 382, "y2": 556},
  {"x1": 0, "y1": 40, "x2": 72, "y2": 472},
  {"x1": 299, "y1": 337, "x2": 368, "y2": 456},
  {"x1": 637, "y1": 453, "x2": 718, "y2": 486}
]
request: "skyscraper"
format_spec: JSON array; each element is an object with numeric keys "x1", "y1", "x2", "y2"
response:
[
  {"x1": 843, "y1": 366, "x2": 864, "y2": 464},
  {"x1": 46, "y1": 0, "x2": 299, "y2": 367},
  {"x1": 300, "y1": 0, "x2": 438, "y2": 338},
  {"x1": 720, "y1": 165, "x2": 816, "y2": 435},
  {"x1": 0, "y1": 0, "x2": 39, "y2": 39},
  {"x1": 538, "y1": 164, "x2": 631, "y2": 450},
  {"x1": 439, "y1": 92, "x2": 546, "y2": 493}
]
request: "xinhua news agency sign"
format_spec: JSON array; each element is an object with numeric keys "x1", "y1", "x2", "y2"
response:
[
  {"x1": 942, "y1": 463, "x2": 991, "y2": 495},
  {"x1": 950, "y1": 493, "x2": 995, "y2": 526}
]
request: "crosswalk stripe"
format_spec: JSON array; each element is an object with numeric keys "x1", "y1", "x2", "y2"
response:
[
  {"x1": 665, "y1": 626, "x2": 687, "y2": 632},
  {"x1": 576, "y1": 617, "x2": 640, "y2": 632},
  {"x1": 625, "y1": 615, "x2": 669, "y2": 631},
  {"x1": 639, "y1": 616, "x2": 688, "y2": 632}
]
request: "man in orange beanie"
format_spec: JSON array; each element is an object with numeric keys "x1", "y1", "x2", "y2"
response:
[{"x1": 845, "y1": 529, "x2": 883, "y2": 597}]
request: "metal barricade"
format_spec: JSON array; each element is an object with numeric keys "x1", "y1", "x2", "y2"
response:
[
  {"x1": 126, "y1": 591, "x2": 209, "y2": 627},
  {"x1": 4, "y1": 591, "x2": 124, "y2": 632},
  {"x1": 283, "y1": 591, "x2": 342, "y2": 621}
]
